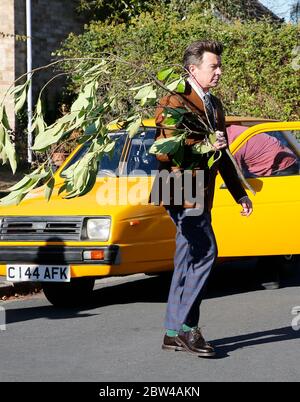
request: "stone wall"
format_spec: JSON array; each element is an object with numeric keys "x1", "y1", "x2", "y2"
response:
[
  {"x1": 15, "y1": 0, "x2": 84, "y2": 119},
  {"x1": 0, "y1": 0, "x2": 15, "y2": 128},
  {"x1": 0, "y1": 0, "x2": 83, "y2": 131}
]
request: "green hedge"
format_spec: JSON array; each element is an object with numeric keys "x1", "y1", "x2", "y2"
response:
[{"x1": 59, "y1": 5, "x2": 300, "y2": 120}]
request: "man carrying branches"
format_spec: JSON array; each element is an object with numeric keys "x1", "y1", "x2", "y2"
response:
[{"x1": 153, "y1": 40, "x2": 253, "y2": 358}]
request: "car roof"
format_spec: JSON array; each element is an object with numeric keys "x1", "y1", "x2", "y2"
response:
[
  {"x1": 108, "y1": 116, "x2": 277, "y2": 130},
  {"x1": 225, "y1": 116, "x2": 278, "y2": 126}
]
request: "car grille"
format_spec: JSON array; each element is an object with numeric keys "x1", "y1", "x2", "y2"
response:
[{"x1": 0, "y1": 217, "x2": 83, "y2": 241}]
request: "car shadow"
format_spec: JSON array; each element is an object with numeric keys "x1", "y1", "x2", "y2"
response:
[
  {"x1": 5, "y1": 305, "x2": 98, "y2": 325},
  {"x1": 5, "y1": 257, "x2": 300, "y2": 328},
  {"x1": 87, "y1": 256, "x2": 300, "y2": 307}
]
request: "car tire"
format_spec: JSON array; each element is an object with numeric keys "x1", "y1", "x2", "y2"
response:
[
  {"x1": 42, "y1": 277, "x2": 95, "y2": 307},
  {"x1": 256, "y1": 255, "x2": 300, "y2": 290}
]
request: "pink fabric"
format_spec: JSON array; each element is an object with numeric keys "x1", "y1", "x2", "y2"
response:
[{"x1": 226, "y1": 125, "x2": 297, "y2": 176}]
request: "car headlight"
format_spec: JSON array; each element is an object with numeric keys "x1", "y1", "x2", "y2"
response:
[{"x1": 86, "y1": 218, "x2": 111, "y2": 241}]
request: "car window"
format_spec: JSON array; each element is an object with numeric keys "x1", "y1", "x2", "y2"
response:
[
  {"x1": 232, "y1": 130, "x2": 300, "y2": 178},
  {"x1": 125, "y1": 128, "x2": 158, "y2": 175},
  {"x1": 60, "y1": 132, "x2": 127, "y2": 177}
]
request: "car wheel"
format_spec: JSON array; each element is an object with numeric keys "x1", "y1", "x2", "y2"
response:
[
  {"x1": 256, "y1": 256, "x2": 281, "y2": 290},
  {"x1": 256, "y1": 255, "x2": 300, "y2": 290},
  {"x1": 42, "y1": 277, "x2": 95, "y2": 307}
]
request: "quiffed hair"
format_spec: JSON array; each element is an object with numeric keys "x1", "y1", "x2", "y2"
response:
[{"x1": 183, "y1": 40, "x2": 223, "y2": 71}]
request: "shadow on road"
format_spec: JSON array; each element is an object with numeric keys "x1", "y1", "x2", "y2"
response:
[
  {"x1": 211, "y1": 325, "x2": 300, "y2": 359},
  {"x1": 4, "y1": 258, "x2": 300, "y2": 329},
  {"x1": 88, "y1": 257, "x2": 300, "y2": 308}
]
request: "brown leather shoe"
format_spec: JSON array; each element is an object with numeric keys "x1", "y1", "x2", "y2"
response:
[
  {"x1": 175, "y1": 328, "x2": 216, "y2": 357},
  {"x1": 162, "y1": 334, "x2": 185, "y2": 351}
]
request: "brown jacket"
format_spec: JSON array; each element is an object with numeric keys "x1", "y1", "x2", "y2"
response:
[{"x1": 151, "y1": 81, "x2": 247, "y2": 212}]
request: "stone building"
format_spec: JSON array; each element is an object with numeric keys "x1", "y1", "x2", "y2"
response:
[{"x1": 0, "y1": 0, "x2": 83, "y2": 129}]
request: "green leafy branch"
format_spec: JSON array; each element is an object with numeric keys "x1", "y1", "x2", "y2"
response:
[{"x1": 0, "y1": 56, "x2": 255, "y2": 206}]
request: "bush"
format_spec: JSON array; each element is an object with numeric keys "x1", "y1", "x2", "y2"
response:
[{"x1": 59, "y1": 4, "x2": 300, "y2": 120}]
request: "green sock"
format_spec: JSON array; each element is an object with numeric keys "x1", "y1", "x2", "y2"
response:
[
  {"x1": 166, "y1": 329, "x2": 178, "y2": 337},
  {"x1": 182, "y1": 324, "x2": 196, "y2": 332}
]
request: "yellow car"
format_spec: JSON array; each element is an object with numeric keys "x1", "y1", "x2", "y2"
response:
[{"x1": 0, "y1": 118, "x2": 299, "y2": 306}]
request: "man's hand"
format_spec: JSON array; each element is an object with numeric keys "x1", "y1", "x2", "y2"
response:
[
  {"x1": 238, "y1": 196, "x2": 253, "y2": 217},
  {"x1": 213, "y1": 130, "x2": 227, "y2": 150}
]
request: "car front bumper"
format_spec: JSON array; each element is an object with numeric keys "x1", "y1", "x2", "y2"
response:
[{"x1": 0, "y1": 245, "x2": 120, "y2": 265}]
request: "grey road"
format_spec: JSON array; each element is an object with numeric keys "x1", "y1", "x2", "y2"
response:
[{"x1": 1, "y1": 260, "x2": 300, "y2": 382}]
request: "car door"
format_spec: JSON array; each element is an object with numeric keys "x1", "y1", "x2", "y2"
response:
[{"x1": 212, "y1": 122, "x2": 300, "y2": 257}]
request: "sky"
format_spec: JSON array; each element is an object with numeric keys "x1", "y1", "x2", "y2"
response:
[{"x1": 260, "y1": 0, "x2": 296, "y2": 21}]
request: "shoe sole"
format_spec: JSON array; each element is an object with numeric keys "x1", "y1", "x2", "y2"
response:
[
  {"x1": 175, "y1": 338, "x2": 216, "y2": 357},
  {"x1": 161, "y1": 344, "x2": 185, "y2": 352}
]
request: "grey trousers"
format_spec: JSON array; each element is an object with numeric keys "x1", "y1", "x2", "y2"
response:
[{"x1": 164, "y1": 208, "x2": 218, "y2": 331}]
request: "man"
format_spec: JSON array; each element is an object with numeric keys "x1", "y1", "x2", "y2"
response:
[
  {"x1": 154, "y1": 40, "x2": 253, "y2": 358},
  {"x1": 227, "y1": 124, "x2": 299, "y2": 177}
]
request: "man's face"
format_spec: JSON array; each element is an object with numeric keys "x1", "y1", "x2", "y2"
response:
[{"x1": 189, "y1": 51, "x2": 222, "y2": 91}]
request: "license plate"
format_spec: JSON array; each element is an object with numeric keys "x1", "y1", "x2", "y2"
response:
[{"x1": 6, "y1": 265, "x2": 70, "y2": 282}]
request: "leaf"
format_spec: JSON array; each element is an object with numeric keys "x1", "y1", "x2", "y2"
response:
[
  {"x1": 0, "y1": 105, "x2": 4, "y2": 123},
  {"x1": 209, "y1": 132, "x2": 217, "y2": 144},
  {"x1": 162, "y1": 107, "x2": 187, "y2": 127},
  {"x1": 162, "y1": 116, "x2": 178, "y2": 126},
  {"x1": 0, "y1": 191, "x2": 26, "y2": 206},
  {"x1": 167, "y1": 79, "x2": 182, "y2": 92},
  {"x1": 7, "y1": 175, "x2": 32, "y2": 192},
  {"x1": 35, "y1": 115, "x2": 46, "y2": 136},
  {"x1": 15, "y1": 85, "x2": 28, "y2": 114},
  {"x1": 157, "y1": 67, "x2": 174, "y2": 81},
  {"x1": 208, "y1": 150, "x2": 222, "y2": 168},
  {"x1": 32, "y1": 123, "x2": 66, "y2": 151},
  {"x1": 0, "y1": 176, "x2": 40, "y2": 206},
  {"x1": 176, "y1": 79, "x2": 186, "y2": 93},
  {"x1": 126, "y1": 115, "x2": 142, "y2": 138},
  {"x1": 149, "y1": 134, "x2": 184, "y2": 156},
  {"x1": 192, "y1": 142, "x2": 214, "y2": 154},
  {"x1": 83, "y1": 60, "x2": 107, "y2": 77},
  {"x1": 9, "y1": 81, "x2": 28, "y2": 96},
  {"x1": 28, "y1": 168, "x2": 51, "y2": 181},
  {"x1": 84, "y1": 117, "x2": 102, "y2": 136},
  {"x1": 134, "y1": 85, "x2": 156, "y2": 100},
  {"x1": 129, "y1": 83, "x2": 152, "y2": 91},
  {"x1": 58, "y1": 183, "x2": 67, "y2": 196},
  {"x1": 0, "y1": 125, "x2": 5, "y2": 153},
  {"x1": 4, "y1": 131, "x2": 17, "y2": 173},
  {"x1": 172, "y1": 140, "x2": 185, "y2": 166},
  {"x1": 62, "y1": 151, "x2": 99, "y2": 199},
  {"x1": 1, "y1": 106, "x2": 11, "y2": 130},
  {"x1": 0, "y1": 150, "x2": 7, "y2": 165},
  {"x1": 70, "y1": 81, "x2": 96, "y2": 114},
  {"x1": 45, "y1": 177, "x2": 55, "y2": 201},
  {"x1": 164, "y1": 107, "x2": 187, "y2": 118},
  {"x1": 103, "y1": 141, "x2": 115, "y2": 153},
  {"x1": 36, "y1": 97, "x2": 42, "y2": 115}
]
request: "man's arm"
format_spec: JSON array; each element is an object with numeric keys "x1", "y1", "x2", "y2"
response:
[{"x1": 214, "y1": 97, "x2": 251, "y2": 205}]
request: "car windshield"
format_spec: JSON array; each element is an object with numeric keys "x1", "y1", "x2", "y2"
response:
[
  {"x1": 125, "y1": 128, "x2": 158, "y2": 175},
  {"x1": 60, "y1": 132, "x2": 127, "y2": 177},
  {"x1": 61, "y1": 128, "x2": 159, "y2": 177}
]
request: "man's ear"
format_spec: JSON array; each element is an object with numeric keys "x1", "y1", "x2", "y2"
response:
[{"x1": 188, "y1": 64, "x2": 196, "y2": 75}]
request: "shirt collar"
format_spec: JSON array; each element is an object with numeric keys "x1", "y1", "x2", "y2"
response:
[{"x1": 187, "y1": 77, "x2": 211, "y2": 100}]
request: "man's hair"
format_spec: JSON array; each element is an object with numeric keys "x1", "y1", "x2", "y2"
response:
[{"x1": 183, "y1": 40, "x2": 223, "y2": 72}]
